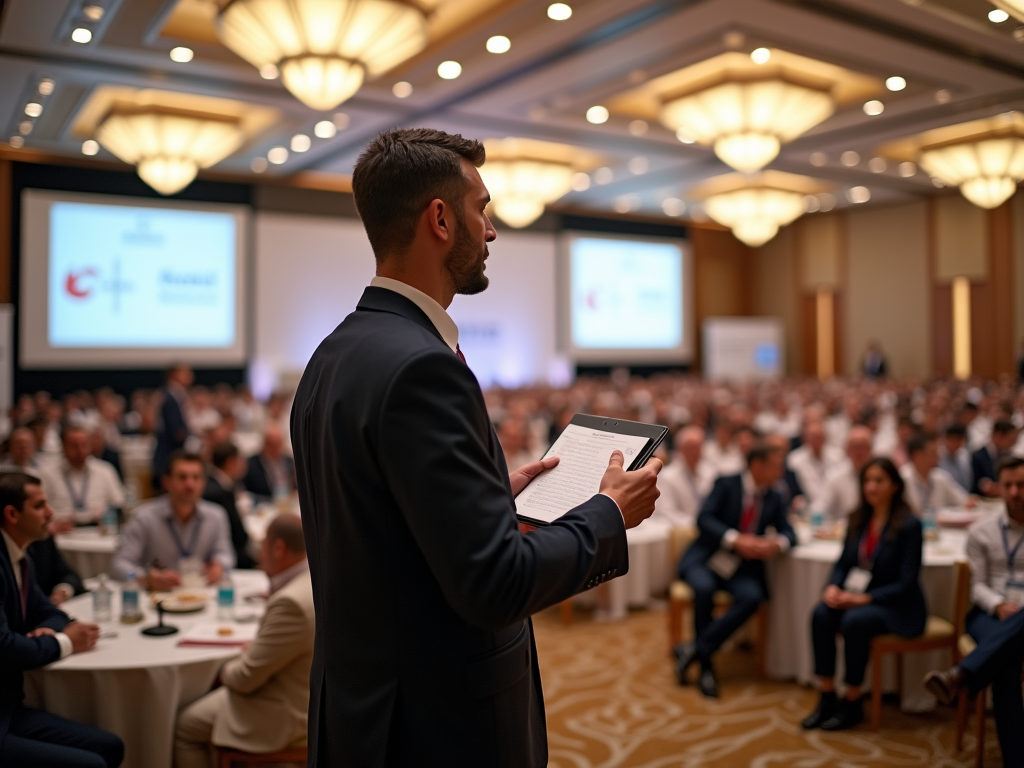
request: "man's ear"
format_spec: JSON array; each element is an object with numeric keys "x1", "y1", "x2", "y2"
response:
[
  {"x1": 1, "y1": 504, "x2": 17, "y2": 527},
  {"x1": 426, "y1": 198, "x2": 452, "y2": 244}
]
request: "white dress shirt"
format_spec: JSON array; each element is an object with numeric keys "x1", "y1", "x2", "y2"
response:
[
  {"x1": 966, "y1": 508, "x2": 1024, "y2": 614},
  {"x1": 813, "y1": 460, "x2": 862, "y2": 521},
  {"x1": 702, "y1": 441, "x2": 744, "y2": 478},
  {"x1": 899, "y1": 464, "x2": 968, "y2": 515},
  {"x1": 40, "y1": 456, "x2": 126, "y2": 525},
  {"x1": 787, "y1": 444, "x2": 845, "y2": 507},
  {"x1": 653, "y1": 458, "x2": 715, "y2": 528},
  {"x1": 370, "y1": 276, "x2": 459, "y2": 352},
  {"x1": 2, "y1": 530, "x2": 72, "y2": 658}
]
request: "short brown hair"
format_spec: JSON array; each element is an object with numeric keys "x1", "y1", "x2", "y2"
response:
[
  {"x1": 165, "y1": 450, "x2": 205, "y2": 477},
  {"x1": 352, "y1": 128, "x2": 485, "y2": 262},
  {"x1": 0, "y1": 472, "x2": 41, "y2": 514},
  {"x1": 266, "y1": 513, "x2": 305, "y2": 555}
]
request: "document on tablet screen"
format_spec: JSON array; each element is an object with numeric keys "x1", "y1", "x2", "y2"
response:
[{"x1": 514, "y1": 423, "x2": 651, "y2": 525}]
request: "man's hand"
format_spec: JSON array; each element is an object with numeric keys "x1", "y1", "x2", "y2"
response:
[
  {"x1": 598, "y1": 450, "x2": 662, "y2": 529},
  {"x1": 996, "y1": 602, "x2": 1020, "y2": 620},
  {"x1": 965, "y1": 495, "x2": 978, "y2": 510},
  {"x1": 50, "y1": 585, "x2": 73, "y2": 606},
  {"x1": 979, "y1": 478, "x2": 999, "y2": 496},
  {"x1": 205, "y1": 561, "x2": 224, "y2": 586},
  {"x1": 733, "y1": 535, "x2": 780, "y2": 560},
  {"x1": 26, "y1": 627, "x2": 56, "y2": 638},
  {"x1": 147, "y1": 567, "x2": 181, "y2": 591},
  {"x1": 823, "y1": 584, "x2": 843, "y2": 607},
  {"x1": 824, "y1": 587, "x2": 870, "y2": 610},
  {"x1": 47, "y1": 519, "x2": 75, "y2": 535},
  {"x1": 509, "y1": 456, "x2": 560, "y2": 497},
  {"x1": 64, "y1": 621, "x2": 100, "y2": 654}
]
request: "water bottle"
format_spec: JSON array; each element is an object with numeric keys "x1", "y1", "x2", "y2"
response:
[
  {"x1": 120, "y1": 572, "x2": 143, "y2": 624},
  {"x1": 100, "y1": 507, "x2": 119, "y2": 536},
  {"x1": 273, "y1": 482, "x2": 290, "y2": 512},
  {"x1": 922, "y1": 507, "x2": 938, "y2": 541},
  {"x1": 810, "y1": 509, "x2": 824, "y2": 532},
  {"x1": 217, "y1": 569, "x2": 235, "y2": 622},
  {"x1": 93, "y1": 573, "x2": 113, "y2": 622}
]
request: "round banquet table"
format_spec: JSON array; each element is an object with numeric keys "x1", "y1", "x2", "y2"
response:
[
  {"x1": 766, "y1": 525, "x2": 968, "y2": 712},
  {"x1": 55, "y1": 528, "x2": 118, "y2": 580},
  {"x1": 23, "y1": 570, "x2": 269, "y2": 768}
]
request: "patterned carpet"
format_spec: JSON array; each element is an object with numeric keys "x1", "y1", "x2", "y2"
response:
[{"x1": 533, "y1": 606, "x2": 1003, "y2": 768}]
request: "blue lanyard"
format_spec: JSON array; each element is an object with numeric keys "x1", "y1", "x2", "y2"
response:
[
  {"x1": 1001, "y1": 522, "x2": 1024, "y2": 581},
  {"x1": 62, "y1": 468, "x2": 90, "y2": 512},
  {"x1": 165, "y1": 515, "x2": 203, "y2": 559}
]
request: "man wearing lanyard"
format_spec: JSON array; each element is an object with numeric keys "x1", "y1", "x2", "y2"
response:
[
  {"x1": 111, "y1": 451, "x2": 235, "y2": 590},
  {"x1": 39, "y1": 425, "x2": 125, "y2": 526},
  {"x1": 899, "y1": 433, "x2": 971, "y2": 516}
]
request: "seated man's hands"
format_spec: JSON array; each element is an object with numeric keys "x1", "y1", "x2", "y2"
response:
[
  {"x1": 49, "y1": 584, "x2": 73, "y2": 606},
  {"x1": 64, "y1": 621, "x2": 100, "y2": 654},
  {"x1": 509, "y1": 456, "x2": 559, "y2": 497},
  {"x1": 996, "y1": 602, "x2": 1020, "y2": 620},
  {"x1": 47, "y1": 518, "x2": 75, "y2": 535},
  {"x1": 147, "y1": 567, "x2": 181, "y2": 591},
  {"x1": 204, "y1": 561, "x2": 224, "y2": 585},
  {"x1": 26, "y1": 627, "x2": 56, "y2": 638},
  {"x1": 823, "y1": 585, "x2": 871, "y2": 610},
  {"x1": 979, "y1": 478, "x2": 999, "y2": 497},
  {"x1": 733, "y1": 534, "x2": 782, "y2": 560}
]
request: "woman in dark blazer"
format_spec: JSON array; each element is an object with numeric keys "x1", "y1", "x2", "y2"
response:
[{"x1": 802, "y1": 457, "x2": 926, "y2": 731}]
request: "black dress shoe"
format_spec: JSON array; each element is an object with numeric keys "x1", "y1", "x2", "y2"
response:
[
  {"x1": 673, "y1": 643, "x2": 697, "y2": 685},
  {"x1": 801, "y1": 691, "x2": 838, "y2": 729},
  {"x1": 924, "y1": 666, "x2": 966, "y2": 706},
  {"x1": 698, "y1": 668, "x2": 719, "y2": 699},
  {"x1": 820, "y1": 699, "x2": 863, "y2": 731}
]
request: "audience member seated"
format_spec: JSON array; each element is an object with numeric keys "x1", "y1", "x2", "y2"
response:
[
  {"x1": 787, "y1": 420, "x2": 845, "y2": 509},
  {"x1": 674, "y1": 443, "x2": 796, "y2": 698},
  {"x1": 40, "y1": 425, "x2": 125, "y2": 526},
  {"x1": 203, "y1": 442, "x2": 255, "y2": 570},
  {"x1": 765, "y1": 433, "x2": 805, "y2": 513},
  {"x1": 112, "y1": 451, "x2": 235, "y2": 590},
  {"x1": 653, "y1": 426, "x2": 714, "y2": 528},
  {"x1": 0, "y1": 471, "x2": 123, "y2": 767},
  {"x1": 702, "y1": 419, "x2": 743, "y2": 477},
  {"x1": 802, "y1": 458, "x2": 926, "y2": 732},
  {"x1": 153, "y1": 365, "x2": 194, "y2": 490},
  {"x1": 812, "y1": 426, "x2": 874, "y2": 521},
  {"x1": 972, "y1": 419, "x2": 1020, "y2": 497},
  {"x1": 174, "y1": 514, "x2": 313, "y2": 768},
  {"x1": 89, "y1": 428, "x2": 123, "y2": 481},
  {"x1": 242, "y1": 425, "x2": 295, "y2": 500},
  {"x1": 900, "y1": 433, "x2": 970, "y2": 515},
  {"x1": 0, "y1": 427, "x2": 45, "y2": 474},
  {"x1": 939, "y1": 424, "x2": 973, "y2": 493}
]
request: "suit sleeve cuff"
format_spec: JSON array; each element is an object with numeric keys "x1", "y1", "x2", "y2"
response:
[
  {"x1": 722, "y1": 529, "x2": 739, "y2": 549},
  {"x1": 775, "y1": 534, "x2": 791, "y2": 554},
  {"x1": 55, "y1": 632, "x2": 73, "y2": 658},
  {"x1": 598, "y1": 493, "x2": 625, "y2": 526}
]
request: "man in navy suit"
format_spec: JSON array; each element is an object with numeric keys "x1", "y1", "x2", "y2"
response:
[
  {"x1": 152, "y1": 364, "x2": 193, "y2": 490},
  {"x1": 291, "y1": 128, "x2": 663, "y2": 768},
  {"x1": 675, "y1": 443, "x2": 797, "y2": 697},
  {"x1": 971, "y1": 419, "x2": 1019, "y2": 496},
  {"x1": 241, "y1": 425, "x2": 295, "y2": 500},
  {"x1": 0, "y1": 471, "x2": 123, "y2": 767}
]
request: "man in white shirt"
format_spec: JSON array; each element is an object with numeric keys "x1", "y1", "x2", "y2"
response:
[
  {"x1": 813, "y1": 426, "x2": 874, "y2": 521},
  {"x1": 900, "y1": 433, "x2": 970, "y2": 515},
  {"x1": 655, "y1": 426, "x2": 715, "y2": 528},
  {"x1": 787, "y1": 420, "x2": 845, "y2": 509},
  {"x1": 39, "y1": 425, "x2": 125, "y2": 526},
  {"x1": 702, "y1": 420, "x2": 743, "y2": 478}
]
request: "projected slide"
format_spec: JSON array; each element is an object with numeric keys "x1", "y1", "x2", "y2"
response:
[
  {"x1": 48, "y1": 202, "x2": 236, "y2": 348},
  {"x1": 570, "y1": 237, "x2": 682, "y2": 350}
]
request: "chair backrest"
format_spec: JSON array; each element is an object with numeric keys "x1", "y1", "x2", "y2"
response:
[
  {"x1": 669, "y1": 526, "x2": 699, "y2": 565},
  {"x1": 951, "y1": 560, "x2": 972, "y2": 637}
]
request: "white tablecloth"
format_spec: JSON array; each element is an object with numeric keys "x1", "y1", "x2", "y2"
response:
[
  {"x1": 766, "y1": 527, "x2": 967, "y2": 711},
  {"x1": 55, "y1": 529, "x2": 118, "y2": 580},
  {"x1": 24, "y1": 570, "x2": 269, "y2": 768}
]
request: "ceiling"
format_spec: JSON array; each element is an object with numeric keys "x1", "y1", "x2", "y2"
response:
[{"x1": 2, "y1": 0, "x2": 1024, "y2": 220}]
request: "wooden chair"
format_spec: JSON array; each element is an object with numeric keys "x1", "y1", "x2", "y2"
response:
[
  {"x1": 955, "y1": 633, "x2": 988, "y2": 768},
  {"x1": 216, "y1": 739, "x2": 308, "y2": 768},
  {"x1": 867, "y1": 561, "x2": 969, "y2": 731},
  {"x1": 667, "y1": 526, "x2": 769, "y2": 679}
]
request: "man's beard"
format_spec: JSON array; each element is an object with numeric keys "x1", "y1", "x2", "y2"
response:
[{"x1": 446, "y1": 213, "x2": 489, "y2": 296}]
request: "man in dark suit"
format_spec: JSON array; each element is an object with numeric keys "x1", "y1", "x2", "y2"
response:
[
  {"x1": 152, "y1": 364, "x2": 193, "y2": 491},
  {"x1": 27, "y1": 536, "x2": 85, "y2": 605},
  {"x1": 242, "y1": 425, "x2": 294, "y2": 500},
  {"x1": 291, "y1": 128, "x2": 662, "y2": 768},
  {"x1": 861, "y1": 340, "x2": 888, "y2": 378},
  {"x1": 971, "y1": 419, "x2": 1019, "y2": 496},
  {"x1": 0, "y1": 471, "x2": 123, "y2": 767},
  {"x1": 204, "y1": 442, "x2": 255, "y2": 569},
  {"x1": 675, "y1": 442, "x2": 797, "y2": 698}
]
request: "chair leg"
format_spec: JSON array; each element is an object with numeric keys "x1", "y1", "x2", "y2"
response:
[
  {"x1": 560, "y1": 599, "x2": 573, "y2": 626},
  {"x1": 895, "y1": 653, "x2": 904, "y2": 703},
  {"x1": 756, "y1": 603, "x2": 768, "y2": 679},
  {"x1": 974, "y1": 689, "x2": 987, "y2": 768},
  {"x1": 668, "y1": 597, "x2": 683, "y2": 651},
  {"x1": 871, "y1": 646, "x2": 883, "y2": 731},
  {"x1": 956, "y1": 690, "x2": 970, "y2": 751}
]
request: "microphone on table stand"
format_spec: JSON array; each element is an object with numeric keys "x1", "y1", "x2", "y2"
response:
[{"x1": 141, "y1": 599, "x2": 179, "y2": 636}]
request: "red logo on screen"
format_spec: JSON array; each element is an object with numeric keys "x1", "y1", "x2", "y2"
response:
[{"x1": 64, "y1": 269, "x2": 98, "y2": 299}]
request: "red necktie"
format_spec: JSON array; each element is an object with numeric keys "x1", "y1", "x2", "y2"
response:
[
  {"x1": 739, "y1": 497, "x2": 757, "y2": 533},
  {"x1": 19, "y1": 557, "x2": 29, "y2": 618},
  {"x1": 456, "y1": 345, "x2": 467, "y2": 365}
]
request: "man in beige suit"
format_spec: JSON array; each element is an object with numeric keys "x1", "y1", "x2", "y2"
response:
[{"x1": 174, "y1": 514, "x2": 313, "y2": 768}]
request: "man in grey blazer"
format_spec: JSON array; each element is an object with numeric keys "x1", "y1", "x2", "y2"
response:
[{"x1": 291, "y1": 128, "x2": 662, "y2": 768}]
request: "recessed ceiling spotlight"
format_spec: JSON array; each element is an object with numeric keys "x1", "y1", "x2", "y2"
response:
[
  {"x1": 935, "y1": 88, "x2": 952, "y2": 103},
  {"x1": 71, "y1": 27, "x2": 92, "y2": 44},
  {"x1": 486, "y1": 35, "x2": 511, "y2": 54},
  {"x1": 628, "y1": 156, "x2": 648, "y2": 174},
  {"x1": 83, "y1": 4, "x2": 104, "y2": 20},
  {"x1": 170, "y1": 47, "x2": 193, "y2": 63},
  {"x1": 392, "y1": 81, "x2": 413, "y2": 98},
  {"x1": 662, "y1": 198, "x2": 685, "y2": 217},
  {"x1": 9, "y1": 136, "x2": 24, "y2": 149},
  {"x1": 267, "y1": 146, "x2": 289, "y2": 164},
  {"x1": 886, "y1": 76, "x2": 907, "y2": 91},
  {"x1": 594, "y1": 167, "x2": 613, "y2": 184},
  {"x1": 24, "y1": 103, "x2": 42, "y2": 118},
  {"x1": 675, "y1": 128, "x2": 695, "y2": 144},
  {"x1": 314, "y1": 120, "x2": 336, "y2": 139},
  {"x1": 38, "y1": 79, "x2": 55, "y2": 96},
  {"x1": 868, "y1": 157, "x2": 887, "y2": 173},
  {"x1": 989, "y1": 8, "x2": 1010, "y2": 22},
  {"x1": 81, "y1": 139, "x2": 99, "y2": 155},
  {"x1": 571, "y1": 172, "x2": 590, "y2": 191},
  {"x1": 291, "y1": 134, "x2": 311, "y2": 152},
  {"x1": 810, "y1": 151, "x2": 827, "y2": 166},
  {"x1": 18, "y1": 121, "x2": 32, "y2": 136},
  {"x1": 628, "y1": 119, "x2": 648, "y2": 136},
  {"x1": 251, "y1": 157, "x2": 268, "y2": 173},
  {"x1": 260, "y1": 63, "x2": 279, "y2": 79},
  {"x1": 847, "y1": 186, "x2": 871, "y2": 203},
  {"x1": 1015, "y1": 26, "x2": 1024, "y2": 41},
  {"x1": 547, "y1": 3, "x2": 572, "y2": 21},
  {"x1": 586, "y1": 105, "x2": 609, "y2": 124},
  {"x1": 818, "y1": 193, "x2": 836, "y2": 212},
  {"x1": 750, "y1": 47, "x2": 771, "y2": 64},
  {"x1": 863, "y1": 100, "x2": 884, "y2": 116},
  {"x1": 804, "y1": 195, "x2": 820, "y2": 213},
  {"x1": 614, "y1": 195, "x2": 638, "y2": 213},
  {"x1": 332, "y1": 113, "x2": 350, "y2": 129},
  {"x1": 898, "y1": 161, "x2": 917, "y2": 177},
  {"x1": 840, "y1": 150, "x2": 860, "y2": 166},
  {"x1": 437, "y1": 60, "x2": 462, "y2": 79}
]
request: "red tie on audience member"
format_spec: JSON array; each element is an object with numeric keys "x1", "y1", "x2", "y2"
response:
[
  {"x1": 19, "y1": 557, "x2": 29, "y2": 618},
  {"x1": 739, "y1": 495, "x2": 758, "y2": 534},
  {"x1": 456, "y1": 345, "x2": 467, "y2": 365}
]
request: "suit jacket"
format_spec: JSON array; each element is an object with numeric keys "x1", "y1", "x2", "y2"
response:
[
  {"x1": 153, "y1": 387, "x2": 189, "y2": 482},
  {"x1": 292, "y1": 287, "x2": 627, "y2": 768},
  {"x1": 203, "y1": 475, "x2": 255, "y2": 569},
  {"x1": 971, "y1": 446, "x2": 997, "y2": 495},
  {"x1": 0, "y1": 538, "x2": 70, "y2": 741},
  {"x1": 214, "y1": 568, "x2": 314, "y2": 752},
  {"x1": 242, "y1": 454, "x2": 295, "y2": 499},
  {"x1": 678, "y1": 474, "x2": 797, "y2": 592},
  {"x1": 26, "y1": 538, "x2": 85, "y2": 598},
  {"x1": 828, "y1": 513, "x2": 927, "y2": 637}
]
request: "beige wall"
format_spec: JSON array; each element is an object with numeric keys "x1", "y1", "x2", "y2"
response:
[
  {"x1": 1015, "y1": 194, "x2": 1024, "y2": 355},
  {"x1": 844, "y1": 202, "x2": 931, "y2": 377},
  {"x1": 935, "y1": 195, "x2": 987, "y2": 282},
  {"x1": 752, "y1": 224, "x2": 801, "y2": 373}
]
